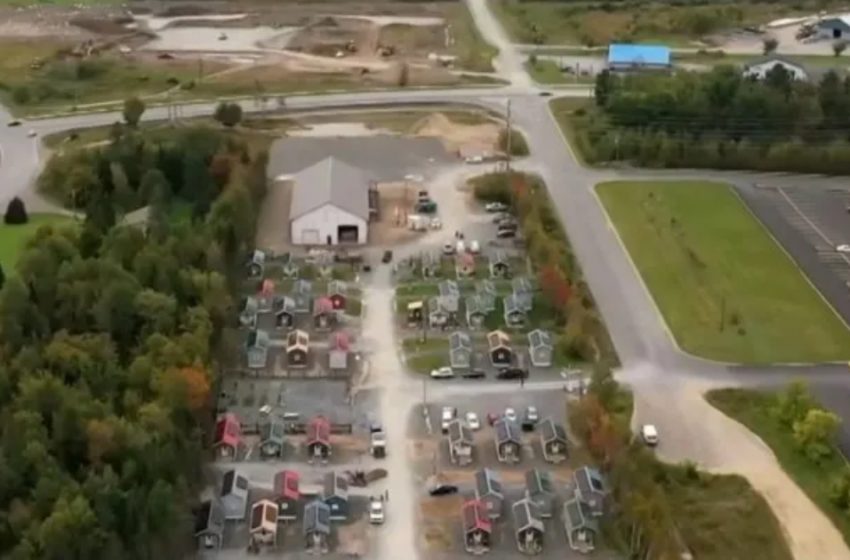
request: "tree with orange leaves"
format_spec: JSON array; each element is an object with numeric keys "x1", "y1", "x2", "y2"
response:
[{"x1": 175, "y1": 366, "x2": 211, "y2": 415}]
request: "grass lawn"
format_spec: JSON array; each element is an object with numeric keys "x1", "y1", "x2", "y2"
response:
[
  {"x1": 660, "y1": 462, "x2": 794, "y2": 560},
  {"x1": 707, "y1": 388, "x2": 850, "y2": 546},
  {"x1": 445, "y1": 4, "x2": 498, "y2": 72},
  {"x1": 525, "y1": 60, "x2": 594, "y2": 85},
  {"x1": 0, "y1": 214, "x2": 73, "y2": 271},
  {"x1": 548, "y1": 97, "x2": 592, "y2": 166},
  {"x1": 596, "y1": 181, "x2": 850, "y2": 363},
  {"x1": 674, "y1": 51, "x2": 849, "y2": 68},
  {"x1": 407, "y1": 352, "x2": 446, "y2": 374},
  {"x1": 402, "y1": 337, "x2": 449, "y2": 354}
]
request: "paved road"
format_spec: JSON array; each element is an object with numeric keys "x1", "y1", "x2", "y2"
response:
[{"x1": 2, "y1": 2, "x2": 849, "y2": 557}]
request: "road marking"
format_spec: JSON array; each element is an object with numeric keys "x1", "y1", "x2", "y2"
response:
[{"x1": 777, "y1": 187, "x2": 850, "y2": 268}]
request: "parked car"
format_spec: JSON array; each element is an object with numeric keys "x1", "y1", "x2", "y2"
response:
[
  {"x1": 485, "y1": 202, "x2": 508, "y2": 213},
  {"x1": 538, "y1": 91, "x2": 553, "y2": 97},
  {"x1": 465, "y1": 155, "x2": 484, "y2": 164},
  {"x1": 496, "y1": 367, "x2": 528, "y2": 380},
  {"x1": 504, "y1": 407, "x2": 517, "y2": 422},
  {"x1": 496, "y1": 228, "x2": 517, "y2": 239},
  {"x1": 466, "y1": 411, "x2": 481, "y2": 431},
  {"x1": 7, "y1": 120, "x2": 21, "y2": 127},
  {"x1": 442, "y1": 242, "x2": 456, "y2": 255},
  {"x1": 493, "y1": 212, "x2": 511, "y2": 224},
  {"x1": 462, "y1": 369, "x2": 486, "y2": 379},
  {"x1": 27, "y1": 130, "x2": 37, "y2": 138},
  {"x1": 522, "y1": 406, "x2": 539, "y2": 431},
  {"x1": 456, "y1": 240, "x2": 465, "y2": 254},
  {"x1": 428, "y1": 483, "x2": 459, "y2": 496},
  {"x1": 382, "y1": 250, "x2": 393, "y2": 263},
  {"x1": 430, "y1": 367, "x2": 455, "y2": 379},
  {"x1": 469, "y1": 240, "x2": 480, "y2": 254},
  {"x1": 441, "y1": 406, "x2": 457, "y2": 433},
  {"x1": 369, "y1": 497, "x2": 385, "y2": 524},
  {"x1": 641, "y1": 424, "x2": 659, "y2": 446}
]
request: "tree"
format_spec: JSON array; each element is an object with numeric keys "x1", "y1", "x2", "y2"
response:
[
  {"x1": 762, "y1": 37, "x2": 779, "y2": 54},
  {"x1": 594, "y1": 70, "x2": 613, "y2": 107},
  {"x1": 4, "y1": 197, "x2": 28, "y2": 225},
  {"x1": 774, "y1": 380, "x2": 815, "y2": 427},
  {"x1": 122, "y1": 96, "x2": 146, "y2": 127},
  {"x1": 829, "y1": 466, "x2": 850, "y2": 509},
  {"x1": 528, "y1": 53, "x2": 538, "y2": 67},
  {"x1": 213, "y1": 102, "x2": 243, "y2": 128},
  {"x1": 397, "y1": 62, "x2": 410, "y2": 87},
  {"x1": 834, "y1": 40, "x2": 848, "y2": 57},
  {"x1": 793, "y1": 408, "x2": 840, "y2": 463}
]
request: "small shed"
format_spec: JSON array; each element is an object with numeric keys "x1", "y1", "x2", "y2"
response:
[
  {"x1": 407, "y1": 300, "x2": 424, "y2": 325},
  {"x1": 527, "y1": 329, "x2": 553, "y2": 367},
  {"x1": 220, "y1": 469, "x2": 250, "y2": 521},
  {"x1": 564, "y1": 496, "x2": 599, "y2": 553},
  {"x1": 525, "y1": 469, "x2": 556, "y2": 518},
  {"x1": 428, "y1": 296, "x2": 451, "y2": 328},
  {"x1": 449, "y1": 331, "x2": 473, "y2": 369},
  {"x1": 303, "y1": 500, "x2": 331, "y2": 553},
  {"x1": 476, "y1": 279, "x2": 497, "y2": 312},
  {"x1": 504, "y1": 294, "x2": 527, "y2": 327},
  {"x1": 327, "y1": 280, "x2": 347, "y2": 311},
  {"x1": 487, "y1": 330, "x2": 513, "y2": 367},
  {"x1": 322, "y1": 471, "x2": 350, "y2": 521},
  {"x1": 474, "y1": 468, "x2": 504, "y2": 520},
  {"x1": 456, "y1": 252, "x2": 476, "y2": 278},
  {"x1": 489, "y1": 250, "x2": 511, "y2": 278},
  {"x1": 539, "y1": 418, "x2": 569, "y2": 463},
  {"x1": 573, "y1": 466, "x2": 607, "y2": 517},
  {"x1": 494, "y1": 418, "x2": 522, "y2": 463},
  {"x1": 462, "y1": 499, "x2": 493, "y2": 554},
  {"x1": 286, "y1": 329, "x2": 310, "y2": 368},
  {"x1": 447, "y1": 418, "x2": 474, "y2": 466},
  {"x1": 438, "y1": 280, "x2": 461, "y2": 313},
  {"x1": 465, "y1": 295, "x2": 488, "y2": 329},
  {"x1": 240, "y1": 296, "x2": 259, "y2": 328},
  {"x1": 194, "y1": 499, "x2": 224, "y2": 550},
  {"x1": 259, "y1": 417, "x2": 286, "y2": 458},
  {"x1": 818, "y1": 14, "x2": 850, "y2": 39},
  {"x1": 246, "y1": 329, "x2": 270, "y2": 370},
  {"x1": 313, "y1": 296, "x2": 336, "y2": 331},
  {"x1": 273, "y1": 295, "x2": 296, "y2": 329},
  {"x1": 247, "y1": 249, "x2": 266, "y2": 277},
  {"x1": 329, "y1": 331, "x2": 351, "y2": 370},
  {"x1": 213, "y1": 413, "x2": 241, "y2": 459},
  {"x1": 513, "y1": 498, "x2": 545, "y2": 555},
  {"x1": 258, "y1": 279, "x2": 275, "y2": 313},
  {"x1": 249, "y1": 499, "x2": 279, "y2": 546},
  {"x1": 292, "y1": 279, "x2": 313, "y2": 313},
  {"x1": 306, "y1": 415, "x2": 332, "y2": 461},
  {"x1": 273, "y1": 470, "x2": 300, "y2": 521}
]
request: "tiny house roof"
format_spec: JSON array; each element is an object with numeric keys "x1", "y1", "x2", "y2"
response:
[
  {"x1": 331, "y1": 331, "x2": 351, "y2": 352},
  {"x1": 475, "y1": 468, "x2": 503, "y2": 499},
  {"x1": 274, "y1": 470, "x2": 301, "y2": 501},
  {"x1": 307, "y1": 416, "x2": 331, "y2": 445},
  {"x1": 214, "y1": 414, "x2": 241, "y2": 448},
  {"x1": 487, "y1": 330, "x2": 511, "y2": 349},
  {"x1": 462, "y1": 499, "x2": 492, "y2": 534}
]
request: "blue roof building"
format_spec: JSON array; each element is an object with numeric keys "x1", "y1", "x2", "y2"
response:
[{"x1": 607, "y1": 44, "x2": 671, "y2": 71}]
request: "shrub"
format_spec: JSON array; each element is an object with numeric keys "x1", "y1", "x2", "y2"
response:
[
  {"x1": 498, "y1": 128, "x2": 530, "y2": 157},
  {"x1": 4, "y1": 197, "x2": 28, "y2": 225}
]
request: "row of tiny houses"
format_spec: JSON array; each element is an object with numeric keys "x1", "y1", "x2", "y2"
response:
[
  {"x1": 447, "y1": 328, "x2": 554, "y2": 371},
  {"x1": 241, "y1": 279, "x2": 349, "y2": 331},
  {"x1": 446, "y1": 417, "x2": 568, "y2": 467},
  {"x1": 461, "y1": 466, "x2": 608, "y2": 555},
  {"x1": 213, "y1": 414, "x2": 333, "y2": 463}
]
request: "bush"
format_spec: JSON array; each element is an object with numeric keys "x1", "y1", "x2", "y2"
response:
[
  {"x1": 214, "y1": 102, "x2": 243, "y2": 128},
  {"x1": 498, "y1": 128, "x2": 530, "y2": 157},
  {"x1": 471, "y1": 173, "x2": 512, "y2": 205},
  {"x1": 4, "y1": 197, "x2": 28, "y2": 225}
]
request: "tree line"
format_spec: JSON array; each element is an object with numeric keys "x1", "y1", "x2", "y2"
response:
[
  {"x1": 582, "y1": 65, "x2": 850, "y2": 173},
  {"x1": 0, "y1": 117, "x2": 266, "y2": 558}
]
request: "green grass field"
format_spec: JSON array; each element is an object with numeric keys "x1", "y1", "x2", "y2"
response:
[
  {"x1": 707, "y1": 388, "x2": 850, "y2": 547},
  {"x1": 0, "y1": 214, "x2": 73, "y2": 271},
  {"x1": 596, "y1": 181, "x2": 850, "y2": 363}
]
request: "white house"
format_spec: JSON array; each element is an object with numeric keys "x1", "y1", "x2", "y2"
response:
[
  {"x1": 289, "y1": 157, "x2": 373, "y2": 246},
  {"x1": 742, "y1": 56, "x2": 809, "y2": 81},
  {"x1": 818, "y1": 14, "x2": 850, "y2": 40}
]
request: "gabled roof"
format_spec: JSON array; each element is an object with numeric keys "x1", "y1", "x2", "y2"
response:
[
  {"x1": 194, "y1": 499, "x2": 224, "y2": 536},
  {"x1": 260, "y1": 279, "x2": 275, "y2": 297},
  {"x1": 462, "y1": 499, "x2": 492, "y2": 534},
  {"x1": 250, "y1": 499, "x2": 279, "y2": 532},
  {"x1": 327, "y1": 280, "x2": 347, "y2": 296},
  {"x1": 247, "y1": 329, "x2": 270, "y2": 350},
  {"x1": 331, "y1": 331, "x2": 351, "y2": 352},
  {"x1": 489, "y1": 250, "x2": 509, "y2": 266},
  {"x1": 465, "y1": 295, "x2": 487, "y2": 316},
  {"x1": 449, "y1": 331, "x2": 472, "y2": 351},
  {"x1": 528, "y1": 329, "x2": 552, "y2": 349},
  {"x1": 313, "y1": 296, "x2": 334, "y2": 316},
  {"x1": 608, "y1": 43, "x2": 671, "y2": 66},
  {"x1": 273, "y1": 295, "x2": 296, "y2": 315},
  {"x1": 242, "y1": 296, "x2": 259, "y2": 314},
  {"x1": 448, "y1": 419, "x2": 473, "y2": 446},
  {"x1": 323, "y1": 471, "x2": 349, "y2": 500},
  {"x1": 512, "y1": 498, "x2": 544, "y2": 533},
  {"x1": 487, "y1": 330, "x2": 511, "y2": 350},
  {"x1": 504, "y1": 293, "x2": 525, "y2": 315},
  {"x1": 293, "y1": 279, "x2": 313, "y2": 294},
  {"x1": 512, "y1": 277, "x2": 533, "y2": 294},
  {"x1": 525, "y1": 469, "x2": 555, "y2": 497},
  {"x1": 428, "y1": 296, "x2": 451, "y2": 315},
  {"x1": 456, "y1": 252, "x2": 475, "y2": 268},
  {"x1": 273, "y1": 470, "x2": 300, "y2": 501},
  {"x1": 303, "y1": 500, "x2": 331, "y2": 535},
  {"x1": 260, "y1": 417, "x2": 286, "y2": 446},
  {"x1": 540, "y1": 418, "x2": 568, "y2": 444},
  {"x1": 575, "y1": 466, "x2": 607, "y2": 498},
  {"x1": 743, "y1": 54, "x2": 807, "y2": 72},
  {"x1": 307, "y1": 416, "x2": 331, "y2": 446},
  {"x1": 439, "y1": 279, "x2": 460, "y2": 298},
  {"x1": 290, "y1": 157, "x2": 372, "y2": 221},
  {"x1": 564, "y1": 496, "x2": 598, "y2": 532},
  {"x1": 287, "y1": 329, "x2": 310, "y2": 349},
  {"x1": 251, "y1": 249, "x2": 266, "y2": 265},
  {"x1": 475, "y1": 468, "x2": 503, "y2": 499},
  {"x1": 221, "y1": 469, "x2": 249, "y2": 498},
  {"x1": 477, "y1": 279, "x2": 497, "y2": 296},
  {"x1": 214, "y1": 413, "x2": 241, "y2": 448},
  {"x1": 494, "y1": 418, "x2": 521, "y2": 445}
]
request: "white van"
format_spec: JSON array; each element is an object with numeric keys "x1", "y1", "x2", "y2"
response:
[{"x1": 456, "y1": 240, "x2": 466, "y2": 254}]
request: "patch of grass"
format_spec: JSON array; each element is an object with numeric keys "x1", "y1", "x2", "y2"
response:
[
  {"x1": 445, "y1": 4, "x2": 498, "y2": 72},
  {"x1": 661, "y1": 462, "x2": 794, "y2": 560},
  {"x1": 402, "y1": 337, "x2": 449, "y2": 354},
  {"x1": 526, "y1": 59, "x2": 589, "y2": 84},
  {"x1": 396, "y1": 283, "x2": 440, "y2": 298},
  {"x1": 707, "y1": 388, "x2": 850, "y2": 547},
  {"x1": 596, "y1": 181, "x2": 850, "y2": 363},
  {"x1": 675, "y1": 51, "x2": 848, "y2": 68},
  {"x1": 548, "y1": 97, "x2": 593, "y2": 166},
  {"x1": 407, "y1": 352, "x2": 446, "y2": 374},
  {"x1": 345, "y1": 298, "x2": 362, "y2": 317},
  {"x1": 0, "y1": 214, "x2": 74, "y2": 271}
]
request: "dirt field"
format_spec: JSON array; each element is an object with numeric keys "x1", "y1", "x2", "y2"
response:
[{"x1": 412, "y1": 112, "x2": 502, "y2": 155}]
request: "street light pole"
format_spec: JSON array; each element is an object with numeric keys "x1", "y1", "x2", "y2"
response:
[{"x1": 506, "y1": 99, "x2": 513, "y2": 172}]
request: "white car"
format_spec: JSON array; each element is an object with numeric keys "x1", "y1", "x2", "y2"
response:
[
  {"x1": 456, "y1": 240, "x2": 466, "y2": 254},
  {"x1": 837, "y1": 244, "x2": 850, "y2": 253},
  {"x1": 504, "y1": 407, "x2": 517, "y2": 422},
  {"x1": 369, "y1": 498, "x2": 385, "y2": 524},
  {"x1": 442, "y1": 242, "x2": 455, "y2": 255},
  {"x1": 441, "y1": 406, "x2": 457, "y2": 433},
  {"x1": 465, "y1": 155, "x2": 484, "y2": 164},
  {"x1": 485, "y1": 202, "x2": 508, "y2": 213},
  {"x1": 27, "y1": 130, "x2": 37, "y2": 138},
  {"x1": 430, "y1": 367, "x2": 454, "y2": 379},
  {"x1": 641, "y1": 424, "x2": 659, "y2": 446},
  {"x1": 465, "y1": 411, "x2": 481, "y2": 430},
  {"x1": 469, "y1": 240, "x2": 480, "y2": 254}
]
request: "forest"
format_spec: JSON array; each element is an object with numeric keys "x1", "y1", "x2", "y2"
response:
[
  {"x1": 0, "y1": 120, "x2": 266, "y2": 559},
  {"x1": 580, "y1": 65, "x2": 850, "y2": 173}
]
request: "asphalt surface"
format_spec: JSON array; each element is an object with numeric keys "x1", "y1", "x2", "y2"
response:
[{"x1": 3, "y1": 3, "x2": 850, "y2": 557}]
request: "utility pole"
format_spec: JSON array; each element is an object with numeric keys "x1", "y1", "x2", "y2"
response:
[
  {"x1": 506, "y1": 99, "x2": 513, "y2": 172},
  {"x1": 719, "y1": 294, "x2": 727, "y2": 332}
]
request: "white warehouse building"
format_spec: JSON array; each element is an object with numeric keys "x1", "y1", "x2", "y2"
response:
[{"x1": 288, "y1": 157, "x2": 375, "y2": 246}]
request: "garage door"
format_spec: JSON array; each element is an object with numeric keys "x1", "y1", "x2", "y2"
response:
[{"x1": 301, "y1": 229, "x2": 319, "y2": 245}]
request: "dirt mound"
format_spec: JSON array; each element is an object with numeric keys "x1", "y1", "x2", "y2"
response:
[{"x1": 412, "y1": 112, "x2": 501, "y2": 154}]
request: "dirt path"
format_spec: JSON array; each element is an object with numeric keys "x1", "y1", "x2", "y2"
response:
[{"x1": 630, "y1": 375, "x2": 850, "y2": 560}]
